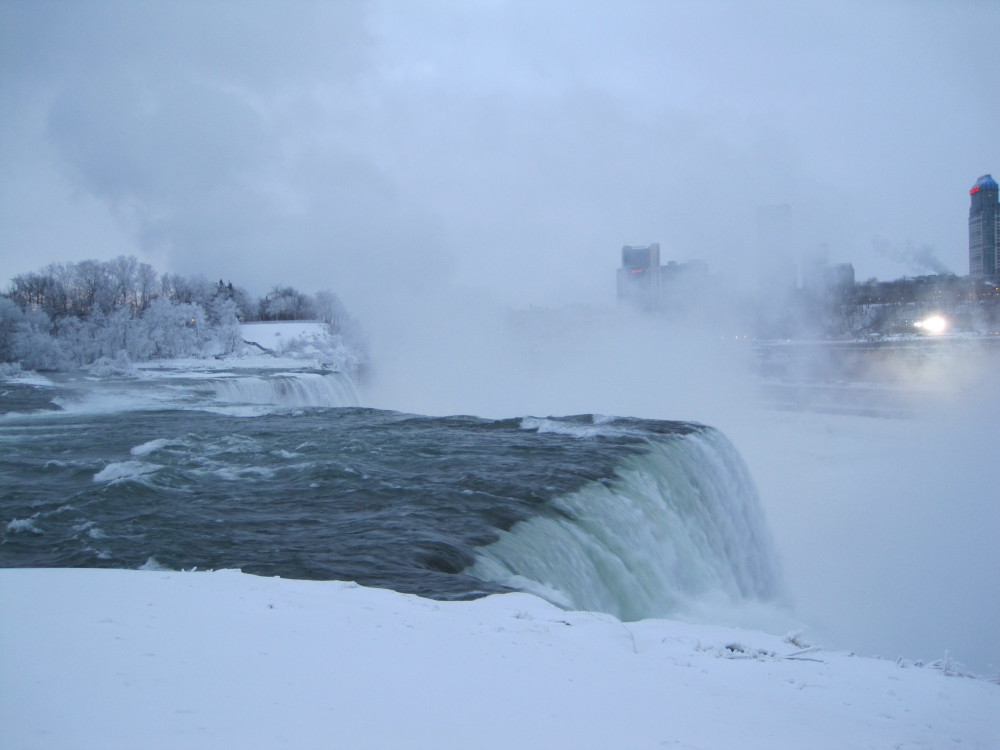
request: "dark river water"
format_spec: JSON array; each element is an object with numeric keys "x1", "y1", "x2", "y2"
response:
[{"x1": 1, "y1": 371, "x2": 781, "y2": 620}]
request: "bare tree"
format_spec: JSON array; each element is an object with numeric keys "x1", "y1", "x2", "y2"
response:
[
  {"x1": 72, "y1": 260, "x2": 115, "y2": 317},
  {"x1": 136, "y1": 262, "x2": 158, "y2": 311},
  {"x1": 108, "y1": 255, "x2": 139, "y2": 310}
]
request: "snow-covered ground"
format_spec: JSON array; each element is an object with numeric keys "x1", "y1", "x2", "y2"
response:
[
  {"x1": 2, "y1": 567, "x2": 996, "y2": 750},
  {"x1": 240, "y1": 321, "x2": 330, "y2": 354}
]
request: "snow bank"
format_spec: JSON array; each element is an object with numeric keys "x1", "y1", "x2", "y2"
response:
[
  {"x1": 237, "y1": 320, "x2": 365, "y2": 374},
  {"x1": 239, "y1": 321, "x2": 330, "y2": 357},
  {"x1": 1, "y1": 568, "x2": 996, "y2": 750},
  {"x1": 241, "y1": 321, "x2": 327, "y2": 349}
]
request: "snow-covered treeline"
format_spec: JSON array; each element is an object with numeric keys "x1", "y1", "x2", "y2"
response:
[{"x1": 1, "y1": 256, "x2": 364, "y2": 371}]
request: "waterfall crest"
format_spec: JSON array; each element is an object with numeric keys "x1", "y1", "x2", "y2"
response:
[
  {"x1": 470, "y1": 427, "x2": 783, "y2": 621},
  {"x1": 209, "y1": 372, "x2": 360, "y2": 408}
]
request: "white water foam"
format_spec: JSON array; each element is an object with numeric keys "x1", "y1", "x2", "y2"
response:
[
  {"x1": 73, "y1": 520, "x2": 107, "y2": 539},
  {"x1": 6, "y1": 517, "x2": 44, "y2": 535},
  {"x1": 93, "y1": 460, "x2": 161, "y2": 484},
  {"x1": 197, "y1": 405, "x2": 278, "y2": 417},
  {"x1": 519, "y1": 416, "x2": 624, "y2": 439},
  {"x1": 130, "y1": 438, "x2": 174, "y2": 457},
  {"x1": 49, "y1": 382, "x2": 192, "y2": 416},
  {"x1": 5, "y1": 367, "x2": 361, "y2": 421},
  {"x1": 138, "y1": 556, "x2": 171, "y2": 571},
  {"x1": 1, "y1": 370, "x2": 54, "y2": 386},
  {"x1": 470, "y1": 428, "x2": 784, "y2": 623}
]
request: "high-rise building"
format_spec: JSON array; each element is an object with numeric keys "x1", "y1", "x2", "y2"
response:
[
  {"x1": 617, "y1": 244, "x2": 661, "y2": 310},
  {"x1": 969, "y1": 174, "x2": 999, "y2": 277}
]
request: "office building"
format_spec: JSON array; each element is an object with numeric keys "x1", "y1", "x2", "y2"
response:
[
  {"x1": 969, "y1": 174, "x2": 999, "y2": 277},
  {"x1": 617, "y1": 243, "x2": 661, "y2": 310}
]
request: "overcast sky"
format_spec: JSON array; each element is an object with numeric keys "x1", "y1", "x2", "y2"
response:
[{"x1": 2, "y1": 0, "x2": 999, "y2": 313}]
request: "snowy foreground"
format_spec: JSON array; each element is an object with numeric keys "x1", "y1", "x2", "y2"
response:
[{"x1": 2, "y1": 568, "x2": 996, "y2": 750}]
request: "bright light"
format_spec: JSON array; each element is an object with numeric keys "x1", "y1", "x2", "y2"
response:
[{"x1": 915, "y1": 315, "x2": 947, "y2": 334}]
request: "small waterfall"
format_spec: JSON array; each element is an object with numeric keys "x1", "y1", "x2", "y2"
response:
[
  {"x1": 469, "y1": 427, "x2": 783, "y2": 621},
  {"x1": 210, "y1": 372, "x2": 360, "y2": 408}
]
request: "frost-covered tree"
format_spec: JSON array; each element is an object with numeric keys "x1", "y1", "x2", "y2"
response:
[
  {"x1": 314, "y1": 289, "x2": 365, "y2": 348},
  {"x1": 96, "y1": 306, "x2": 157, "y2": 361},
  {"x1": 231, "y1": 285, "x2": 256, "y2": 321},
  {"x1": 0, "y1": 296, "x2": 24, "y2": 362},
  {"x1": 259, "y1": 286, "x2": 314, "y2": 321},
  {"x1": 205, "y1": 280, "x2": 255, "y2": 322},
  {"x1": 207, "y1": 296, "x2": 243, "y2": 354},
  {"x1": 314, "y1": 290, "x2": 348, "y2": 328},
  {"x1": 142, "y1": 298, "x2": 210, "y2": 358},
  {"x1": 10, "y1": 308, "x2": 68, "y2": 370},
  {"x1": 164, "y1": 274, "x2": 216, "y2": 309},
  {"x1": 50, "y1": 315, "x2": 96, "y2": 365},
  {"x1": 3, "y1": 257, "x2": 366, "y2": 371}
]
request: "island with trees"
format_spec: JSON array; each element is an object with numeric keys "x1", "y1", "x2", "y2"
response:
[{"x1": 0, "y1": 256, "x2": 366, "y2": 376}]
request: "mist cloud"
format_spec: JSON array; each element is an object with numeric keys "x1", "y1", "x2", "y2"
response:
[
  {"x1": 4, "y1": 0, "x2": 998, "y2": 306},
  {"x1": 871, "y1": 237, "x2": 953, "y2": 277}
]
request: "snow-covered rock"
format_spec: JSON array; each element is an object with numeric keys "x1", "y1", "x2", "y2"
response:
[{"x1": 240, "y1": 320, "x2": 365, "y2": 373}]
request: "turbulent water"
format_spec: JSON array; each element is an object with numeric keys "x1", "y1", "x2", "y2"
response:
[{"x1": 1, "y1": 367, "x2": 783, "y2": 620}]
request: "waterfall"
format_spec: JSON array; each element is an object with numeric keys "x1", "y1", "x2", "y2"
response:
[
  {"x1": 209, "y1": 372, "x2": 360, "y2": 408},
  {"x1": 469, "y1": 427, "x2": 783, "y2": 621}
]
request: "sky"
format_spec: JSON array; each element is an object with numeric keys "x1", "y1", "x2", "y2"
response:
[{"x1": 2, "y1": 0, "x2": 1000, "y2": 317}]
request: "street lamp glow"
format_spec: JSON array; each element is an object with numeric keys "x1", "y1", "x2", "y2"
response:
[{"x1": 916, "y1": 315, "x2": 947, "y2": 334}]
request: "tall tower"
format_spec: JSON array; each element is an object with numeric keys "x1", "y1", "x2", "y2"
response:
[
  {"x1": 969, "y1": 174, "x2": 999, "y2": 277},
  {"x1": 617, "y1": 244, "x2": 661, "y2": 311}
]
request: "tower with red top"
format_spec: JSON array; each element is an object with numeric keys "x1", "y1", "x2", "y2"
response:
[
  {"x1": 969, "y1": 174, "x2": 999, "y2": 277},
  {"x1": 617, "y1": 244, "x2": 661, "y2": 311}
]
